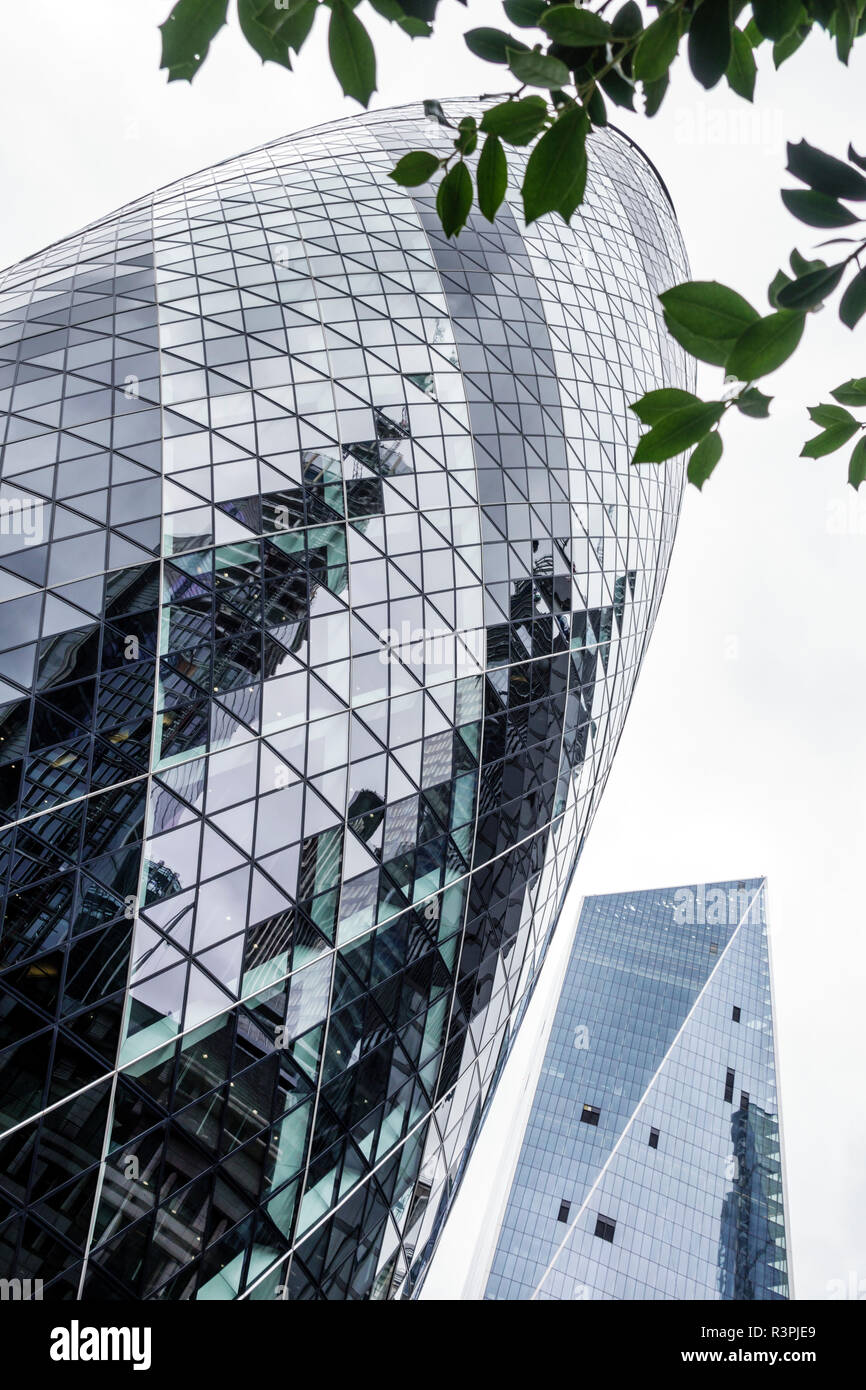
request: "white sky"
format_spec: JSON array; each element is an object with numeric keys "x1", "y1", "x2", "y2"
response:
[{"x1": 1, "y1": 0, "x2": 863, "y2": 1303}]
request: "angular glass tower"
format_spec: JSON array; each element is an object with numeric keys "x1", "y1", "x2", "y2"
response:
[
  {"x1": 485, "y1": 879, "x2": 791, "y2": 1301},
  {"x1": 0, "y1": 103, "x2": 691, "y2": 1300}
]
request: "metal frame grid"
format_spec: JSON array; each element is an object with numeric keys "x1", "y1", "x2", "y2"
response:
[{"x1": 0, "y1": 102, "x2": 690, "y2": 1300}]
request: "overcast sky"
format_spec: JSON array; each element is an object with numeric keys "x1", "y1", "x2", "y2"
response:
[{"x1": 1, "y1": 1, "x2": 863, "y2": 1303}]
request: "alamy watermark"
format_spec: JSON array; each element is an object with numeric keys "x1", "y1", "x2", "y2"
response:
[
  {"x1": 0, "y1": 495, "x2": 44, "y2": 544},
  {"x1": 673, "y1": 102, "x2": 785, "y2": 156},
  {"x1": 672, "y1": 885, "x2": 761, "y2": 927},
  {"x1": 49, "y1": 1322, "x2": 151, "y2": 1371},
  {"x1": 826, "y1": 1270, "x2": 866, "y2": 1299},
  {"x1": 0, "y1": 1277, "x2": 43, "y2": 1300},
  {"x1": 379, "y1": 621, "x2": 479, "y2": 674},
  {"x1": 826, "y1": 492, "x2": 866, "y2": 535}
]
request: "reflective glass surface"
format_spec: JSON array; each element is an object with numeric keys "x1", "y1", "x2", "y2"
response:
[
  {"x1": 486, "y1": 880, "x2": 790, "y2": 1300},
  {"x1": 0, "y1": 102, "x2": 690, "y2": 1299}
]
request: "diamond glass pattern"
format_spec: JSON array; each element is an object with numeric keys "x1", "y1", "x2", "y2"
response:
[{"x1": 0, "y1": 102, "x2": 691, "y2": 1300}]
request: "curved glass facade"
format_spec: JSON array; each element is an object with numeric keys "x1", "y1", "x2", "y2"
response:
[
  {"x1": 0, "y1": 102, "x2": 690, "y2": 1300},
  {"x1": 485, "y1": 880, "x2": 790, "y2": 1300}
]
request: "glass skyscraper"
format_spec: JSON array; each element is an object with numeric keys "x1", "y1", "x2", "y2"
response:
[
  {"x1": 485, "y1": 879, "x2": 791, "y2": 1301},
  {"x1": 0, "y1": 102, "x2": 691, "y2": 1300}
]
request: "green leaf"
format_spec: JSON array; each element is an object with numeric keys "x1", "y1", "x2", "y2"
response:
[
  {"x1": 808, "y1": 403, "x2": 858, "y2": 428},
  {"x1": 687, "y1": 431, "x2": 723, "y2": 489},
  {"x1": 367, "y1": 0, "x2": 431, "y2": 36},
  {"x1": 586, "y1": 86, "x2": 607, "y2": 128},
  {"x1": 662, "y1": 317, "x2": 732, "y2": 367},
  {"x1": 631, "y1": 388, "x2": 703, "y2": 425},
  {"x1": 389, "y1": 150, "x2": 441, "y2": 187},
  {"x1": 632, "y1": 402, "x2": 726, "y2": 464},
  {"x1": 659, "y1": 281, "x2": 760, "y2": 345},
  {"x1": 789, "y1": 248, "x2": 825, "y2": 276},
  {"x1": 767, "y1": 269, "x2": 793, "y2": 308},
  {"x1": 238, "y1": 0, "x2": 302, "y2": 67},
  {"x1": 480, "y1": 97, "x2": 549, "y2": 146},
  {"x1": 398, "y1": 17, "x2": 431, "y2": 36},
  {"x1": 772, "y1": 23, "x2": 810, "y2": 66},
  {"x1": 477, "y1": 133, "x2": 508, "y2": 222},
  {"x1": 328, "y1": 0, "x2": 377, "y2": 106},
  {"x1": 503, "y1": 0, "x2": 547, "y2": 28},
  {"x1": 611, "y1": 2, "x2": 643, "y2": 39},
  {"x1": 159, "y1": 0, "x2": 228, "y2": 82},
  {"x1": 831, "y1": 377, "x2": 866, "y2": 406},
  {"x1": 726, "y1": 28, "x2": 756, "y2": 100},
  {"x1": 539, "y1": 6, "x2": 612, "y2": 46},
  {"x1": 839, "y1": 265, "x2": 866, "y2": 328},
  {"x1": 781, "y1": 189, "x2": 860, "y2": 228},
  {"x1": 848, "y1": 144, "x2": 866, "y2": 173},
  {"x1": 455, "y1": 116, "x2": 478, "y2": 157},
  {"x1": 601, "y1": 68, "x2": 637, "y2": 111},
  {"x1": 508, "y1": 48, "x2": 572, "y2": 87},
  {"x1": 642, "y1": 72, "x2": 668, "y2": 116},
  {"x1": 848, "y1": 435, "x2": 866, "y2": 488},
  {"x1": 725, "y1": 310, "x2": 806, "y2": 380},
  {"x1": 743, "y1": 17, "x2": 763, "y2": 46},
  {"x1": 437, "y1": 161, "x2": 473, "y2": 238},
  {"x1": 521, "y1": 104, "x2": 589, "y2": 225},
  {"x1": 775, "y1": 263, "x2": 845, "y2": 309},
  {"x1": 801, "y1": 409, "x2": 860, "y2": 456},
  {"x1": 802, "y1": 427, "x2": 859, "y2": 457},
  {"x1": 633, "y1": 9, "x2": 681, "y2": 83},
  {"x1": 464, "y1": 27, "x2": 527, "y2": 62},
  {"x1": 737, "y1": 387, "x2": 773, "y2": 417},
  {"x1": 835, "y1": 0, "x2": 856, "y2": 63},
  {"x1": 814, "y1": 237, "x2": 861, "y2": 250},
  {"x1": 786, "y1": 139, "x2": 866, "y2": 201},
  {"x1": 751, "y1": 0, "x2": 802, "y2": 41},
  {"x1": 282, "y1": 0, "x2": 317, "y2": 52},
  {"x1": 688, "y1": 0, "x2": 732, "y2": 91}
]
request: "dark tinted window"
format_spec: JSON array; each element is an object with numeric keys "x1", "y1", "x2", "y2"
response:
[{"x1": 594, "y1": 1215, "x2": 616, "y2": 1243}]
